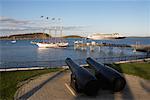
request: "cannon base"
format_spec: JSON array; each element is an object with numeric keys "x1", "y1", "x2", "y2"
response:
[{"x1": 70, "y1": 73, "x2": 82, "y2": 93}]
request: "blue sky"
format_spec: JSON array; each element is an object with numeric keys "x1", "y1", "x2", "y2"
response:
[{"x1": 0, "y1": 0, "x2": 150, "y2": 36}]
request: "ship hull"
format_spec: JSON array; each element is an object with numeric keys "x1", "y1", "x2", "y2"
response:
[
  {"x1": 115, "y1": 37, "x2": 126, "y2": 39},
  {"x1": 87, "y1": 34, "x2": 126, "y2": 40},
  {"x1": 36, "y1": 43, "x2": 58, "y2": 48},
  {"x1": 35, "y1": 42, "x2": 69, "y2": 48}
]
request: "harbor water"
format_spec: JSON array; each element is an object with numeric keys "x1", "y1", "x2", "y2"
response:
[{"x1": 0, "y1": 37, "x2": 150, "y2": 68}]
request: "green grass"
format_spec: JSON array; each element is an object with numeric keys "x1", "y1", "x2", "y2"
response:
[
  {"x1": 107, "y1": 62, "x2": 150, "y2": 80},
  {"x1": 0, "y1": 68, "x2": 61, "y2": 100},
  {"x1": 1, "y1": 63, "x2": 150, "y2": 100}
]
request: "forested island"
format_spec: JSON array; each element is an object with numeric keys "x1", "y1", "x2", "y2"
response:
[
  {"x1": 0, "y1": 33, "x2": 83, "y2": 40},
  {"x1": 0, "y1": 33, "x2": 51, "y2": 40}
]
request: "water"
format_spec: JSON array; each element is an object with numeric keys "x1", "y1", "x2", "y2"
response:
[{"x1": 0, "y1": 37, "x2": 150, "y2": 68}]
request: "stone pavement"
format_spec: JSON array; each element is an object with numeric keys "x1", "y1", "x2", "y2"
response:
[{"x1": 15, "y1": 70, "x2": 150, "y2": 100}]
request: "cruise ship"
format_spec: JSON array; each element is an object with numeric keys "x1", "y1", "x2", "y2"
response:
[{"x1": 87, "y1": 33, "x2": 125, "y2": 40}]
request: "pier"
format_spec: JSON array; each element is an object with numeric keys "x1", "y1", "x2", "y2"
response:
[
  {"x1": 131, "y1": 45, "x2": 150, "y2": 52},
  {"x1": 74, "y1": 41, "x2": 150, "y2": 53},
  {"x1": 74, "y1": 42, "x2": 131, "y2": 51}
]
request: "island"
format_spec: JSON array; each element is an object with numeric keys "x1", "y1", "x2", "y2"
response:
[{"x1": 0, "y1": 33, "x2": 51, "y2": 40}]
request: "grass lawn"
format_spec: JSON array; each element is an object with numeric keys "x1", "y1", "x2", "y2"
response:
[
  {"x1": 107, "y1": 62, "x2": 150, "y2": 80},
  {"x1": 0, "y1": 62, "x2": 150, "y2": 100},
  {"x1": 0, "y1": 68, "x2": 61, "y2": 100}
]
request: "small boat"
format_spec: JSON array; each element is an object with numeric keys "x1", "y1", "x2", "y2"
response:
[
  {"x1": 11, "y1": 37, "x2": 17, "y2": 43},
  {"x1": 57, "y1": 42, "x2": 69, "y2": 47},
  {"x1": 74, "y1": 40, "x2": 83, "y2": 44},
  {"x1": 11, "y1": 40, "x2": 16, "y2": 43},
  {"x1": 30, "y1": 41, "x2": 36, "y2": 44}
]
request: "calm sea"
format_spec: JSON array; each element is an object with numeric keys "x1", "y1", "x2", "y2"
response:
[{"x1": 0, "y1": 37, "x2": 150, "y2": 68}]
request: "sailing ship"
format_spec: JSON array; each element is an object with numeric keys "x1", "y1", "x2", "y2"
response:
[
  {"x1": 34, "y1": 17, "x2": 69, "y2": 48},
  {"x1": 35, "y1": 37, "x2": 68, "y2": 48}
]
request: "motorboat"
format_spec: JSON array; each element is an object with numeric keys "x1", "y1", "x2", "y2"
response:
[
  {"x1": 11, "y1": 40, "x2": 16, "y2": 43},
  {"x1": 57, "y1": 42, "x2": 69, "y2": 47}
]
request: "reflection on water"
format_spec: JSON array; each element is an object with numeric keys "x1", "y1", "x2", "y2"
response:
[{"x1": 0, "y1": 37, "x2": 149, "y2": 68}]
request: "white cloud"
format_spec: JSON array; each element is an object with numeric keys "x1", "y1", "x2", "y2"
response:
[
  {"x1": 0, "y1": 16, "x2": 29, "y2": 25},
  {"x1": 0, "y1": 16, "x2": 87, "y2": 36}
]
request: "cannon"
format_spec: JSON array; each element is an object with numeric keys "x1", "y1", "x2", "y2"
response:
[
  {"x1": 65, "y1": 58, "x2": 99, "y2": 96},
  {"x1": 86, "y1": 57, "x2": 126, "y2": 92}
]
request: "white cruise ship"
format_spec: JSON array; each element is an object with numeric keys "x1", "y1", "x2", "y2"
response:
[{"x1": 87, "y1": 33, "x2": 125, "y2": 40}]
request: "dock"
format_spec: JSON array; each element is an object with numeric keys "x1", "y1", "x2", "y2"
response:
[
  {"x1": 131, "y1": 45, "x2": 150, "y2": 52},
  {"x1": 74, "y1": 42, "x2": 131, "y2": 48},
  {"x1": 74, "y1": 41, "x2": 150, "y2": 53}
]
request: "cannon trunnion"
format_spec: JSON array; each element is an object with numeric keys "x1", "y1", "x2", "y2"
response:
[
  {"x1": 65, "y1": 58, "x2": 98, "y2": 96},
  {"x1": 86, "y1": 57, "x2": 126, "y2": 92}
]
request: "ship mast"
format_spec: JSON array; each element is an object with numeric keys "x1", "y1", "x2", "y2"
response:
[
  {"x1": 40, "y1": 16, "x2": 44, "y2": 43},
  {"x1": 58, "y1": 18, "x2": 63, "y2": 38}
]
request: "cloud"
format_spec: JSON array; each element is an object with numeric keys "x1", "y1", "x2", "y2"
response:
[
  {"x1": 0, "y1": 16, "x2": 29, "y2": 25},
  {"x1": 0, "y1": 16, "x2": 42, "y2": 33},
  {"x1": 0, "y1": 16, "x2": 87, "y2": 36}
]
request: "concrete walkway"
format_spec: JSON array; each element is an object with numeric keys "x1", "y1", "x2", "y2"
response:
[{"x1": 15, "y1": 70, "x2": 150, "y2": 100}]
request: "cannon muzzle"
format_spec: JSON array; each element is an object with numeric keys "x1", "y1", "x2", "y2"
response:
[{"x1": 86, "y1": 57, "x2": 126, "y2": 92}]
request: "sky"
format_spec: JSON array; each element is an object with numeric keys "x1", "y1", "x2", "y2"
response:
[{"x1": 0, "y1": 0, "x2": 150, "y2": 36}]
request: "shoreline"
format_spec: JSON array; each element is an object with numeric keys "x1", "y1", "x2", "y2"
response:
[
  {"x1": 6, "y1": 35, "x2": 150, "y2": 40},
  {"x1": 1, "y1": 58, "x2": 150, "y2": 72}
]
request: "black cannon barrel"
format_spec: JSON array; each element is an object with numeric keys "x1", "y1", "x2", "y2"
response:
[
  {"x1": 65, "y1": 58, "x2": 98, "y2": 96},
  {"x1": 86, "y1": 57, "x2": 126, "y2": 92}
]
